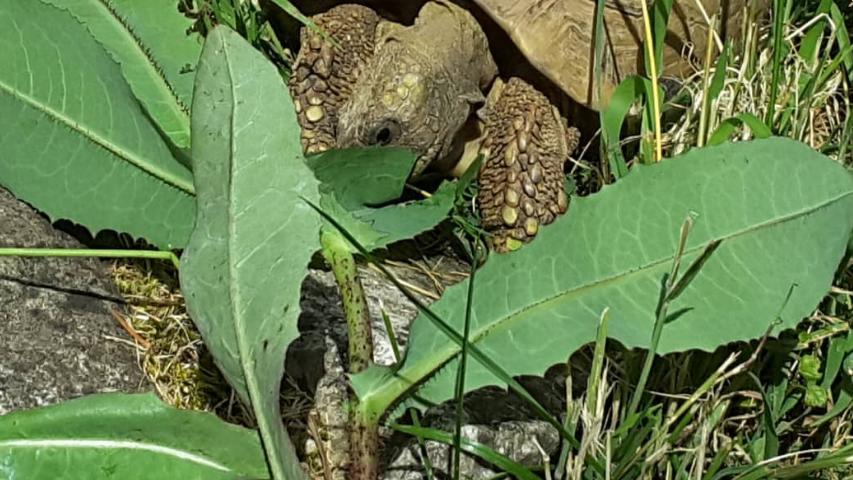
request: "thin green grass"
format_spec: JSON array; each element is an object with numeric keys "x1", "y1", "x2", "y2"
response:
[{"x1": 664, "y1": 0, "x2": 851, "y2": 163}]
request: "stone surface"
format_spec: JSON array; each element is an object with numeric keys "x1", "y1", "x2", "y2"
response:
[
  {"x1": 383, "y1": 420, "x2": 560, "y2": 480},
  {"x1": 0, "y1": 188, "x2": 145, "y2": 414},
  {"x1": 288, "y1": 255, "x2": 465, "y2": 393}
]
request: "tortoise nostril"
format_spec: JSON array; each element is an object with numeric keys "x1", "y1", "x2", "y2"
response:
[
  {"x1": 367, "y1": 120, "x2": 401, "y2": 146},
  {"x1": 375, "y1": 127, "x2": 392, "y2": 145}
]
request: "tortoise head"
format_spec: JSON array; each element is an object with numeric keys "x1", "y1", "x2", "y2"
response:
[
  {"x1": 335, "y1": 2, "x2": 497, "y2": 176},
  {"x1": 335, "y1": 43, "x2": 483, "y2": 176}
]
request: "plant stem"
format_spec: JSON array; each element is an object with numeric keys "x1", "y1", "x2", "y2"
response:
[
  {"x1": 306, "y1": 197, "x2": 602, "y2": 475},
  {"x1": 319, "y1": 229, "x2": 377, "y2": 479},
  {"x1": 698, "y1": 16, "x2": 717, "y2": 147},
  {"x1": 0, "y1": 247, "x2": 180, "y2": 269},
  {"x1": 320, "y1": 229, "x2": 374, "y2": 374},
  {"x1": 766, "y1": 0, "x2": 788, "y2": 128},
  {"x1": 349, "y1": 409, "x2": 379, "y2": 480},
  {"x1": 452, "y1": 239, "x2": 480, "y2": 479},
  {"x1": 640, "y1": 0, "x2": 663, "y2": 162}
]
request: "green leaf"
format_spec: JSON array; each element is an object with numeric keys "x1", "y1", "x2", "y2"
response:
[
  {"x1": 353, "y1": 138, "x2": 853, "y2": 418},
  {"x1": 707, "y1": 113, "x2": 773, "y2": 145},
  {"x1": 799, "y1": 354, "x2": 822, "y2": 382},
  {"x1": 307, "y1": 147, "x2": 417, "y2": 209},
  {"x1": 179, "y1": 26, "x2": 317, "y2": 480},
  {"x1": 707, "y1": 44, "x2": 730, "y2": 107},
  {"x1": 600, "y1": 76, "x2": 651, "y2": 178},
  {"x1": 349, "y1": 181, "x2": 455, "y2": 250},
  {"x1": 821, "y1": 330, "x2": 853, "y2": 388},
  {"x1": 752, "y1": 374, "x2": 781, "y2": 461},
  {"x1": 804, "y1": 384, "x2": 829, "y2": 408},
  {"x1": 42, "y1": 0, "x2": 201, "y2": 149},
  {"x1": 308, "y1": 147, "x2": 454, "y2": 251},
  {"x1": 0, "y1": 0, "x2": 195, "y2": 249},
  {"x1": 830, "y1": 3, "x2": 853, "y2": 72},
  {"x1": 0, "y1": 393, "x2": 268, "y2": 480},
  {"x1": 650, "y1": 0, "x2": 674, "y2": 75},
  {"x1": 798, "y1": 0, "x2": 831, "y2": 66}
]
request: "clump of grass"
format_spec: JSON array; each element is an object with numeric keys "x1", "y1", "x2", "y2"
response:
[
  {"x1": 110, "y1": 262, "x2": 224, "y2": 412},
  {"x1": 662, "y1": 2, "x2": 851, "y2": 165},
  {"x1": 110, "y1": 260, "x2": 315, "y2": 431}
]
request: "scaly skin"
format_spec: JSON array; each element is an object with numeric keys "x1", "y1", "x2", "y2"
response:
[
  {"x1": 288, "y1": 4, "x2": 380, "y2": 154},
  {"x1": 336, "y1": 1, "x2": 497, "y2": 175},
  {"x1": 477, "y1": 78, "x2": 580, "y2": 252},
  {"x1": 291, "y1": 2, "x2": 581, "y2": 251}
]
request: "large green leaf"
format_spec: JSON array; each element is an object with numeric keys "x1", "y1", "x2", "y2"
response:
[
  {"x1": 352, "y1": 181, "x2": 455, "y2": 248},
  {"x1": 0, "y1": 393, "x2": 268, "y2": 480},
  {"x1": 179, "y1": 26, "x2": 317, "y2": 480},
  {"x1": 307, "y1": 147, "x2": 455, "y2": 251},
  {"x1": 43, "y1": 0, "x2": 201, "y2": 148},
  {"x1": 353, "y1": 138, "x2": 853, "y2": 418},
  {"x1": 0, "y1": 0, "x2": 194, "y2": 249},
  {"x1": 307, "y1": 147, "x2": 418, "y2": 209}
]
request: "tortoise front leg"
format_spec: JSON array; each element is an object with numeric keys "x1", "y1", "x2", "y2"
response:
[
  {"x1": 289, "y1": 5, "x2": 380, "y2": 154},
  {"x1": 477, "y1": 78, "x2": 581, "y2": 252}
]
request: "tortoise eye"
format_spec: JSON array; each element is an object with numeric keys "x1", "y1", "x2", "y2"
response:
[{"x1": 368, "y1": 120, "x2": 401, "y2": 146}]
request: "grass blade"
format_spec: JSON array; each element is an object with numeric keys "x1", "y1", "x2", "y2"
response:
[
  {"x1": 707, "y1": 113, "x2": 773, "y2": 145},
  {"x1": 390, "y1": 424, "x2": 542, "y2": 480}
]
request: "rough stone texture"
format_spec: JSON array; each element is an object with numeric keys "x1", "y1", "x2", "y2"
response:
[
  {"x1": 304, "y1": 338, "x2": 351, "y2": 480},
  {"x1": 384, "y1": 420, "x2": 559, "y2": 480},
  {"x1": 288, "y1": 257, "x2": 460, "y2": 393},
  {"x1": 0, "y1": 188, "x2": 145, "y2": 414}
]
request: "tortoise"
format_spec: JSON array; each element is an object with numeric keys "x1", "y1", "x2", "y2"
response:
[{"x1": 285, "y1": 0, "x2": 757, "y2": 251}]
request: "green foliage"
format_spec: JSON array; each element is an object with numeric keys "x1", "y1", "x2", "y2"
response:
[
  {"x1": 178, "y1": 26, "x2": 315, "y2": 480},
  {"x1": 308, "y1": 147, "x2": 456, "y2": 252},
  {"x1": 0, "y1": 0, "x2": 195, "y2": 248},
  {"x1": 600, "y1": 76, "x2": 649, "y2": 178},
  {"x1": 44, "y1": 0, "x2": 201, "y2": 149},
  {"x1": 390, "y1": 424, "x2": 540, "y2": 480},
  {"x1": 762, "y1": 0, "x2": 850, "y2": 146},
  {"x1": 308, "y1": 148, "x2": 418, "y2": 209},
  {"x1": 708, "y1": 113, "x2": 773, "y2": 145},
  {"x1": 352, "y1": 138, "x2": 853, "y2": 420},
  {"x1": 2, "y1": 0, "x2": 852, "y2": 478},
  {"x1": 649, "y1": 0, "x2": 674, "y2": 76},
  {"x1": 767, "y1": 0, "x2": 792, "y2": 126},
  {"x1": 0, "y1": 393, "x2": 269, "y2": 480}
]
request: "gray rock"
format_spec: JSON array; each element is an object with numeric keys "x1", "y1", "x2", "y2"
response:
[
  {"x1": 383, "y1": 420, "x2": 560, "y2": 480},
  {"x1": 289, "y1": 259, "x2": 449, "y2": 392},
  {"x1": 0, "y1": 188, "x2": 145, "y2": 414}
]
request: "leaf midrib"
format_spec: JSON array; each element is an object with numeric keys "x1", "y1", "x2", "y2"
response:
[
  {"x1": 221, "y1": 34, "x2": 282, "y2": 479},
  {"x1": 400, "y1": 188, "x2": 853, "y2": 385},
  {"x1": 93, "y1": 0, "x2": 187, "y2": 110},
  {"x1": 0, "y1": 438, "x2": 231, "y2": 472},
  {"x1": 0, "y1": 79, "x2": 194, "y2": 194}
]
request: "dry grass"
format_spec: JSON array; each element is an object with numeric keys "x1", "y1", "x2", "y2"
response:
[
  {"x1": 663, "y1": 12, "x2": 851, "y2": 165},
  {"x1": 110, "y1": 262, "x2": 226, "y2": 411}
]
